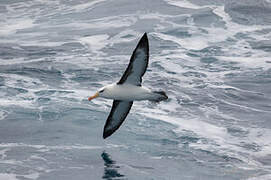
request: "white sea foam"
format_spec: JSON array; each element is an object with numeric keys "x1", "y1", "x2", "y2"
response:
[
  {"x1": 145, "y1": 113, "x2": 228, "y2": 142},
  {"x1": 154, "y1": 32, "x2": 209, "y2": 50},
  {"x1": 0, "y1": 73, "x2": 46, "y2": 89},
  {"x1": 219, "y1": 56, "x2": 271, "y2": 70},
  {"x1": 0, "y1": 159, "x2": 23, "y2": 165},
  {"x1": 165, "y1": 0, "x2": 205, "y2": 9},
  {"x1": 91, "y1": 16, "x2": 137, "y2": 29},
  {"x1": 0, "y1": 110, "x2": 8, "y2": 121},
  {"x1": 0, "y1": 73, "x2": 49, "y2": 108},
  {"x1": 0, "y1": 19, "x2": 35, "y2": 36},
  {"x1": 80, "y1": 34, "x2": 109, "y2": 55},
  {"x1": 109, "y1": 30, "x2": 139, "y2": 44},
  {"x1": 136, "y1": 98, "x2": 271, "y2": 171},
  {"x1": 0, "y1": 57, "x2": 64, "y2": 66},
  {"x1": 0, "y1": 167, "x2": 39, "y2": 179},
  {"x1": 56, "y1": 15, "x2": 137, "y2": 31},
  {"x1": 29, "y1": 155, "x2": 47, "y2": 162},
  {"x1": 0, "y1": 173, "x2": 19, "y2": 180},
  {"x1": 247, "y1": 174, "x2": 271, "y2": 180},
  {"x1": 156, "y1": 3, "x2": 271, "y2": 71},
  {"x1": 72, "y1": 0, "x2": 109, "y2": 11},
  {"x1": 0, "y1": 143, "x2": 102, "y2": 150},
  {"x1": 21, "y1": 173, "x2": 40, "y2": 180},
  {"x1": 70, "y1": 15, "x2": 138, "y2": 31},
  {"x1": 0, "y1": 148, "x2": 9, "y2": 159},
  {"x1": 0, "y1": 99, "x2": 35, "y2": 108}
]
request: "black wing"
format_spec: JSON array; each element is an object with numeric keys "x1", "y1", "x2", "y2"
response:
[
  {"x1": 103, "y1": 100, "x2": 133, "y2": 139},
  {"x1": 117, "y1": 33, "x2": 149, "y2": 86}
]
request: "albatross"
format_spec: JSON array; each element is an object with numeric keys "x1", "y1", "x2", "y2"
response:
[{"x1": 88, "y1": 33, "x2": 168, "y2": 139}]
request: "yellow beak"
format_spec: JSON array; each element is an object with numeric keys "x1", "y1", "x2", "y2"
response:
[{"x1": 88, "y1": 92, "x2": 99, "y2": 101}]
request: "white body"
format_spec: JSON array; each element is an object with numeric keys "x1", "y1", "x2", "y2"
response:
[{"x1": 100, "y1": 84, "x2": 157, "y2": 101}]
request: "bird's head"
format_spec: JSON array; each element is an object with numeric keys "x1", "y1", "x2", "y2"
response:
[{"x1": 88, "y1": 87, "x2": 106, "y2": 101}]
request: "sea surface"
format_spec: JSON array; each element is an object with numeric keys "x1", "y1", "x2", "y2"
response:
[{"x1": 0, "y1": 0, "x2": 271, "y2": 179}]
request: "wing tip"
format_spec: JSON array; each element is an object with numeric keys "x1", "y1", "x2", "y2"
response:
[
  {"x1": 140, "y1": 32, "x2": 149, "y2": 46},
  {"x1": 143, "y1": 32, "x2": 147, "y2": 38},
  {"x1": 103, "y1": 133, "x2": 109, "y2": 139},
  {"x1": 103, "y1": 130, "x2": 112, "y2": 139},
  {"x1": 136, "y1": 32, "x2": 149, "y2": 55}
]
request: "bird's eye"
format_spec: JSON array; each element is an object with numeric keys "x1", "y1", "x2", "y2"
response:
[{"x1": 99, "y1": 89, "x2": 104, "y2": 93}]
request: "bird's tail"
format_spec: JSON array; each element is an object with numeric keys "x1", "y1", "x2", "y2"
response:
[{"x1": 150, "y1": 91, "x2": 168, "y2": 102}]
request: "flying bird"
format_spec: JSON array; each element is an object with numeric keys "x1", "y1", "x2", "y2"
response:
[{"x1": 88, "y1": 33, "x2": 168, "y2": 139}]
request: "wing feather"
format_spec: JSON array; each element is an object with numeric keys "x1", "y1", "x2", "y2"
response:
[
  {"x1": 117, "y1": 33, "x2": 149, "y2": 86},
  {"x1": 103, "y1": 100, "x2": 133, "y2": 139}
]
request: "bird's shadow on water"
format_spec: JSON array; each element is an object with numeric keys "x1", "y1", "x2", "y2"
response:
[{"x1": 101, "y1": 151, "x2": 125, "y2": 180}]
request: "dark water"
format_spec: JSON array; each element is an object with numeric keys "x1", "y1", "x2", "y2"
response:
[{"x1": 0, "y1": 0, "x2": 271, "y2": 179}]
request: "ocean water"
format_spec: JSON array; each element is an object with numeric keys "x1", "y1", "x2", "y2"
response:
[{"x1": 0, "y1": 0, "x2": 271, "y2": 179}]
